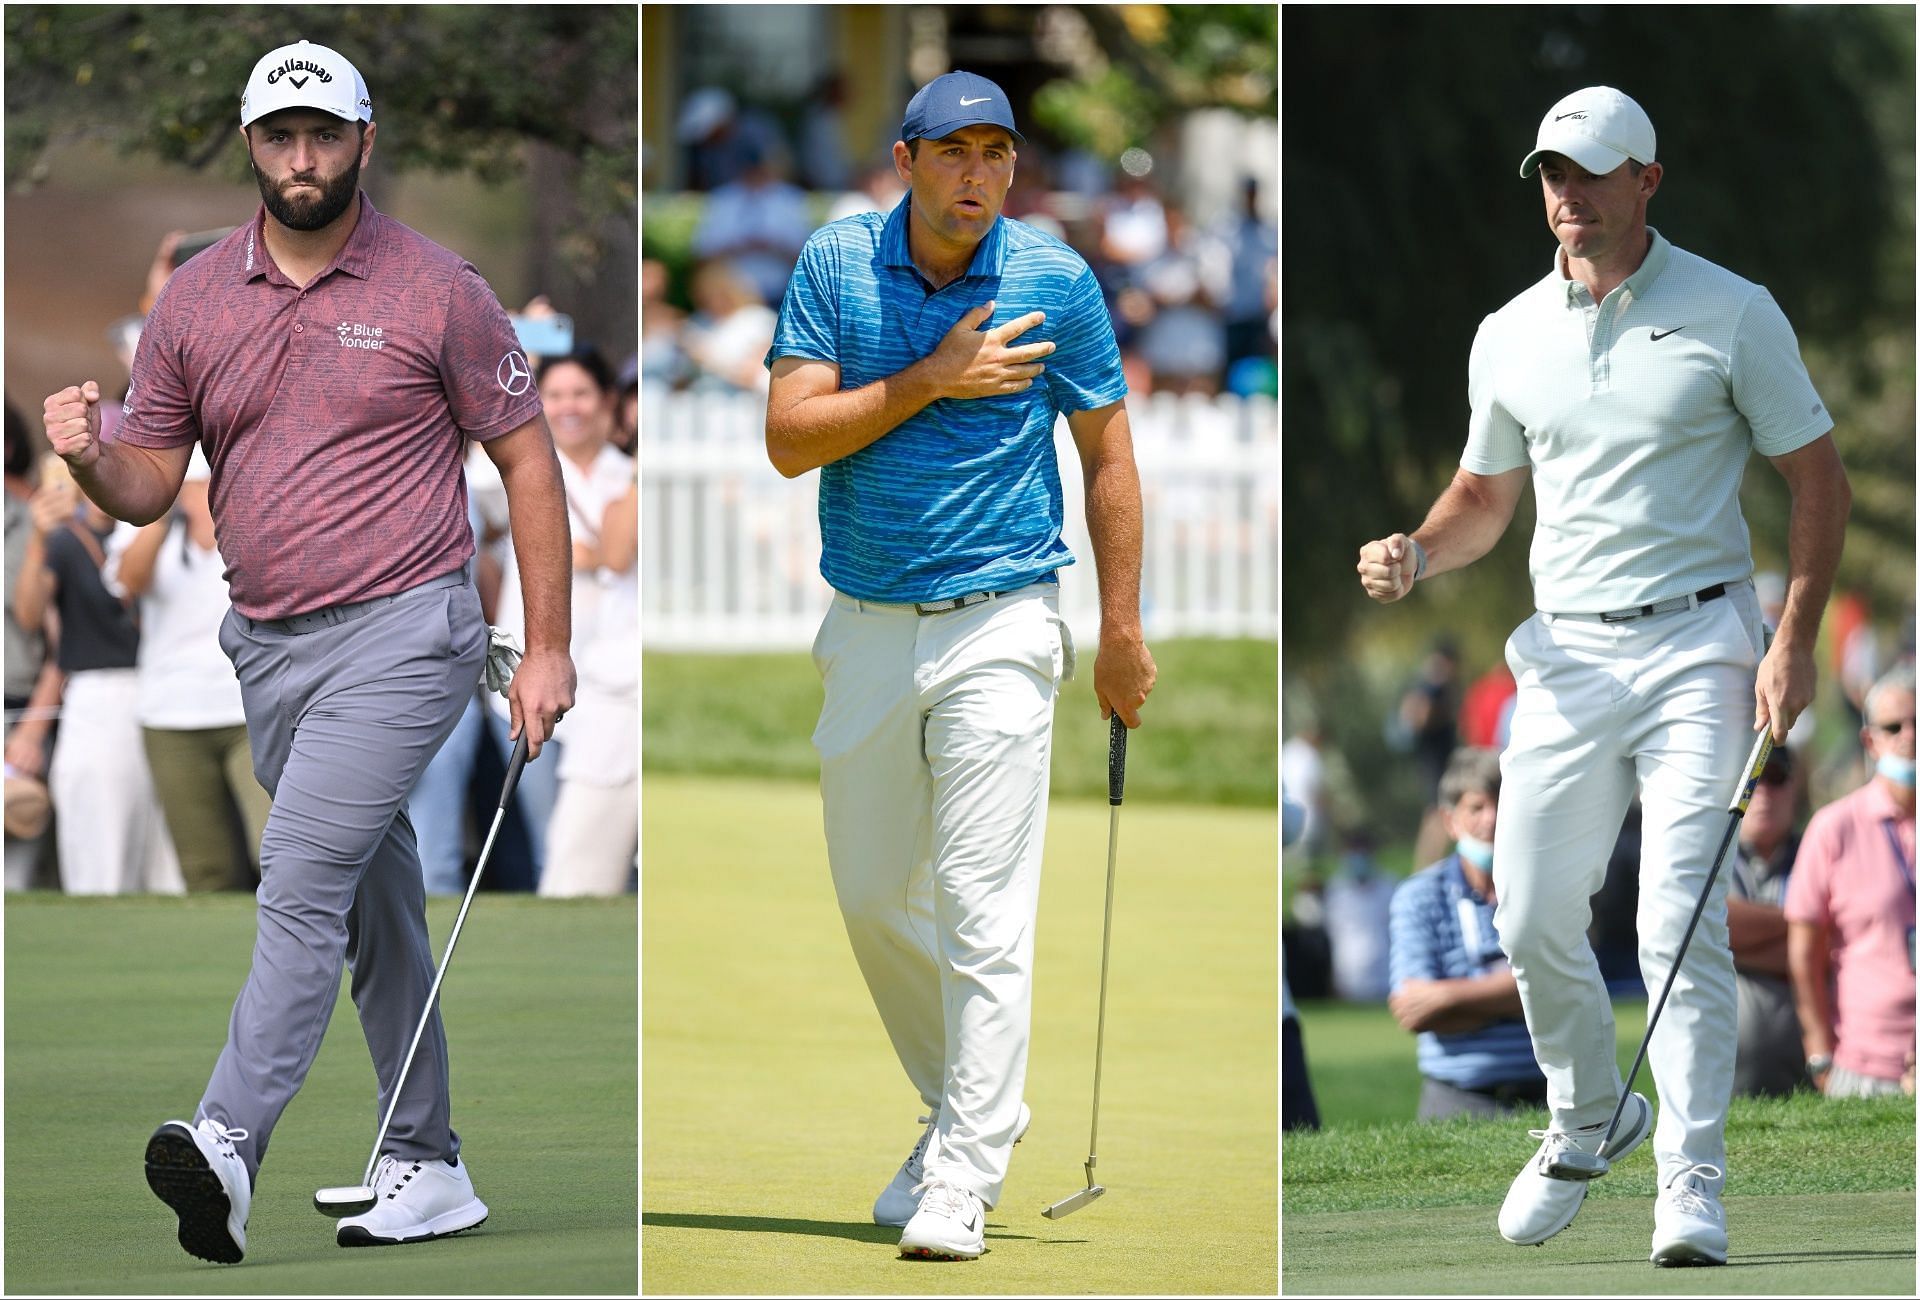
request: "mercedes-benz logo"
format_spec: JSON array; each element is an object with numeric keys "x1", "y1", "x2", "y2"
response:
[{"x1": 496, "y1": 350, "x2": 532, "y2": 395}]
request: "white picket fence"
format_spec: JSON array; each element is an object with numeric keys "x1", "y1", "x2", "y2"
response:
[{"x1": 641, "y1": 388, "x2": 1277, "y2": 651}]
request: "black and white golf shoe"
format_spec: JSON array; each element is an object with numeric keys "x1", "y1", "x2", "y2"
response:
[
  {"x1": 145, "y1": 1118, "x2": 251, "y2": 1264},
  {"x1": 336, "y1": 1154, "x2": 488, "y2": 1247}
]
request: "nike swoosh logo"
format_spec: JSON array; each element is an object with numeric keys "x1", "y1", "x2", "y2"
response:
[
  {"x1": 959, "y1": 96, "x2": 990, "y2": 107},
  {"x1": 1555, "y1": 110, "x2": 1586, "y2": 121},
  {"x1": 1650, "y1": 327, "x2": 1685, "y2": 341},
  {"x1": 962, "y1": 1209, "x2": 980, "y2": 1231}
]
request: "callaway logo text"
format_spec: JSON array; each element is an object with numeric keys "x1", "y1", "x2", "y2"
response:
[
  {"x1": 266, "y1": 58, "x2": 334, "y2": 90},
  {"x1": 337, "y1": 321, "x2": 387, "y2": 351}
]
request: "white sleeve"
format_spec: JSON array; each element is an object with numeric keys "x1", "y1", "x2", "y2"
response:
[
  {"x1": 98, "y1": 519, "x2": 145, "y2": 601},
  {"x1": 1460, "y1": 315, "x2": 1530, "y2": 474},
  {"x1": 1731, "y1": 288, "x2": 1834, "y2": 457}
]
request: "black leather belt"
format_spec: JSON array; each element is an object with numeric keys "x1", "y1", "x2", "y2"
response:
[{"x1": 1596, "y1": 583, "x2": 1727, "y2": 624}]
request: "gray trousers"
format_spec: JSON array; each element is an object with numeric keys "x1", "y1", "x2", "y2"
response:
[{"x1": 197, "y1": 569, "x2": 486, "y2": 1182}]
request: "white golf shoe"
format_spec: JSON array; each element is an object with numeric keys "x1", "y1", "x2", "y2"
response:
[
  {"x1": 336, "y1": 1154, "x2": 488, "y2": 1247},
  {"x1": 1498, "y1": 1091, "x2": 1653, "y2": 1246},
  {"x1": 1651, "y1": 1163, "x2": 1727, "y2": 1266},
  {"x1": 898, "y1": 1178, "x2": 986, "y2": 1260},
  {"x1": 145, "y1": 1118, "x2": 251, "y2": 1264},
  {"x1": 873, "y1": 1103, "x2": 1030, "y2": 1227}
]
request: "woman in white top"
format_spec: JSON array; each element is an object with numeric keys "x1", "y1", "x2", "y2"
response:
[
  {"x1": 489, "y1": 349, "x2": 636, "y2": 889},
  {"x1": 106, "y1": 448, "x2": 270, "y2": 892}
]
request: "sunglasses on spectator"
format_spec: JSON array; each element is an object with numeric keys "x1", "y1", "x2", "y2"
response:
[{"x1": 1870, "y1": 717, "x2": 1917, "y2": 736}]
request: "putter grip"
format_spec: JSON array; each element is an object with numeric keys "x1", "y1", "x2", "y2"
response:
[
  {"x1": 1108, "y1": 713, "x2": 1128, "y2": 806},
  {"x1": 1730, "y1": 728, "x2": 1774, "y2": 815},
  {"x1": 500, "y1": 731, "x2": 532, "y2": 809}
]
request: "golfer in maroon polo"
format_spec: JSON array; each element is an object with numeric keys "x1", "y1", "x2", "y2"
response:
[{"x1": 41, "y1": 40, "x2": 575, "y2": 1263}]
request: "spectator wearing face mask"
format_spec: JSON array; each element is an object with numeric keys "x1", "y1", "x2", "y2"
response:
[
  {"x1": 1786, "y1": 664, "x2": 1917, "y2": 1098},
  {"x1": 1389, "y1": 747, "x2": 1547, "y2": 1121}
]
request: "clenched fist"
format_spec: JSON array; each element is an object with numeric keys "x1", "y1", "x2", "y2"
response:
[
  {"x1": 1357, "y1": 533, "x2": 1420, "y2": 603},
  {"x1": 43, "y1": 381, "x2": 103, "y2": 469}
]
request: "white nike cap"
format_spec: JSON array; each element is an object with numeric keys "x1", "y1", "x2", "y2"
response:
[
  {"x1": 240, "y1": 39, "x2": 373, "y2": 128},
  {"x1": 1519, "y1": 86, "x2": 1655, "y2": 178}
]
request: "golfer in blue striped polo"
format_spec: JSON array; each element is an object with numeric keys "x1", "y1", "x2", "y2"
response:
[{"x1": 764, "y1": 69, "x2": 1157, "y2": 1261}]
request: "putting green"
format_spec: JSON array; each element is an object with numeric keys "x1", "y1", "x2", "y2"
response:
[
  {"x1": 1284, "y1": 1000, "x2": 1916, "y2": 1293},
  {"x1": 1284, "y1": 1192, "x2": 1915, "y2": 1293},
  {"x1": 4, "y1": 894, "x2": 636, "y2": 1295},
  {"x1": 642, "y1": 773, "x2": 1278, "y2": 1294}
]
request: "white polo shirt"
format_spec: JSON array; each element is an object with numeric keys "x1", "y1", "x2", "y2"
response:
[{"x1": 1462, "y1": 228, "x2": 1832, "y2": 613}]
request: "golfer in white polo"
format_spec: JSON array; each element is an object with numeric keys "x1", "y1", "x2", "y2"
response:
[{"x1": 1358, "y1": 86, "x2": 1851, "y2": 1266}]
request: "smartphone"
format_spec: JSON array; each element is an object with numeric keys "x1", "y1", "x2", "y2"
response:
[
  {"x1": 510, "y1": 313, "x2": 575, "y2": 358},
  {"x1": 173, "y1": 227, "x2": 238, "y2": 268}
]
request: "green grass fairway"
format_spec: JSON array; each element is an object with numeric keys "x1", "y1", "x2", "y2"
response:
[
  {"x1": 643, "y1": 773, "x2": 1278, "y2": 1294},
  {"x1": 5, "y1": 894, "x2": 636, "y2": 1295},
  {"x1": 1285, "y1": 1003, "x2": 1916, "y2": 1293},
  {"x1": 643, "y1": 638, "x2": 1278, "y2": 807}
]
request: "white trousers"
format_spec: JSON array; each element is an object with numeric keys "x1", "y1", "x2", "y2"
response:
[
  {"x1": 540, "y1": 777, "x2": 638, "y2": 897},
  {"x1": 48, "y1": 669, "x2": 183, "y2": 896},
  {"x1": 1494, "y1": 581, "x2": 1765, "y2": 1194},
  {"x1": 811, "y1": 582, "x2": 1068, "y2": 1207}
]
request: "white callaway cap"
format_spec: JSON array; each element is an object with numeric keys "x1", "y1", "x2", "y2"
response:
[
  {"x1": 240, "y1": 39, "x2": 373, "y2": 128},
  {"x1": 1519, "y1": 86, "x2": 1655, "y2": 178}
]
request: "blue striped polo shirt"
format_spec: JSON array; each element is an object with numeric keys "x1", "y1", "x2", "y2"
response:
[
  {"x1": 1389, "y1": 856, "x2": 1544, "y2": 1091},
  {"x1": 766, "y1": 194, "x2": 1128, "y2": 603}
]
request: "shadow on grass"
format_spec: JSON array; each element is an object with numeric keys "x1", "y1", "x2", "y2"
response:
[
  {"x1": 643, "y1": 1213, "x2": 896, "y2": 1243},
  {"x1": 643, "y1": 1212, "x2": 1047, "y2": 1249},
  {"x1": 1536, "y1": 1248, "x2": 1915, "y2": 1268}
]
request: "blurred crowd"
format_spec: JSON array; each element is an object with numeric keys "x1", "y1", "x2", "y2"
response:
[
  {"x1": 3, "y1": 232, "x2": 638, "y2": 899},
  {"x1": 1283, "y1": 596, "x2": 1918, "y2": 1128},
  {"x1": 645, "y1": 85, "x2": 1277, "y2": 401}
]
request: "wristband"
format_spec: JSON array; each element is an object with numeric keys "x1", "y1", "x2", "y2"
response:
[{"x1": 1407, "y1": 536, "x2": 1428, "y2": 582}]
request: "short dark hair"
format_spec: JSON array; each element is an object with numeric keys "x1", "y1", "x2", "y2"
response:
[
  {"x1": 906, "y1": 138, "x2": 920, "y2": 159},
  {"x1": 536, "y1": 345, "x2": 614, "y2": 395},
  {"x1": 1438, "y1": 747, "x2": 1502, "y2": 809},
  {"x1": 1627, "y1": 160, "x2": 1646, "y2": 177}
]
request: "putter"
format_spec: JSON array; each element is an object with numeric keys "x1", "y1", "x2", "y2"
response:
[
  {"x1": 1043, "y1": 713, "x2": 1128, "y2": 1220},
  {"x1": 313, "y1": 729, "x2": 532, "y2": 1217},
  {"x1": 1543, "y1": 726, "x2": 1776, "y2": 1182}
]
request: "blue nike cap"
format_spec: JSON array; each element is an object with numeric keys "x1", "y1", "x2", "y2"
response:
[{"x1": 901, "y1": 70, "x2": 1024, "y2": 146}]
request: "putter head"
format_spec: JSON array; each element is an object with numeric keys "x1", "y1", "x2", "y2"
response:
[
  {"x1": 1041, "y1": 1184, "x2": 1105, "y2": 1219},
  {"x1": 313, "y1": 1185, "x2": 377, "y2": 1218},
  {"x1": 1541, "y1": 1149, "x2": 1610, "y2": 1182}
]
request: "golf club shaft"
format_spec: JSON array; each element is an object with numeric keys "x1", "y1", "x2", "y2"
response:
[
  {"x1": 1599, "y1": 727, "x2": 1774, "y2": 1147},
  {"x1": 1084, "y1": 714, "x2": 1128, "y2": 1174},
  {"x1": 358, "y1": 730, "x2": 530, "y2": 1187}
]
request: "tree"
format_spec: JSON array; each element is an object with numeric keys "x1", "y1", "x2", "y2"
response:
[
  {"x1": 5, "y1": 4, "x2": 637, "y2": 354},
  {"x1": 1028, "y1": 4, "x2": 1277, "y2": 157}
]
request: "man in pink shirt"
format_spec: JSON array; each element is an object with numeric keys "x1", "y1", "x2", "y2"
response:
[
  {"x1": 41, "y1": 40, "x2": 574, "y2": 1263},
  {"x1": 1786, "y1": 664, "x2": 1917, "y2": 1097}
]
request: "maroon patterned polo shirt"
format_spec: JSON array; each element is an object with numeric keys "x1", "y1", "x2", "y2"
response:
[{"x1": 116, "y1": 193, "x2": 545, "y2": 619}]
